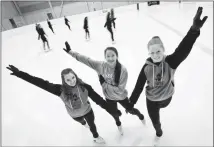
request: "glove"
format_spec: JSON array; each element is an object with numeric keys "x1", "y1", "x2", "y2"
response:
[
  {"x1": 6, "y1": 65, "x2": 20, "y2": 76},
  {"x1": 125, "y1": 100, "x2": 135, "y2": 114},
  {"x1": 191, "y1": 7, "x2": 208, "y2": 31},
  {"x1": 63, "y1": 41, "x2": 71, "y2": 53},
  {"x1": 99, "y1": 75, "x2": 105, "y2": 85}
]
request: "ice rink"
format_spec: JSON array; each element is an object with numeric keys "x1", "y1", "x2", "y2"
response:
[{"x1": 2, "y1": 2, "x2": 213, "y2": 146}]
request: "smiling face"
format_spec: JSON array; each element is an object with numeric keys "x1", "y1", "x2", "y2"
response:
[
  {"x1": 148, "y1": 44, "x2": 165, "y2": 63},
  {"x1": 105, "y1": 50, "x2": 117, "y2": 67},
  {"x1": 63, "y1": 72, "x2": 77, "y2": 87}
]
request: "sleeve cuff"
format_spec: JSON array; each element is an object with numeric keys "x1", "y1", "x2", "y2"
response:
[{"x1": 189, "y1": 26, "x2": 200, "y2": 34}]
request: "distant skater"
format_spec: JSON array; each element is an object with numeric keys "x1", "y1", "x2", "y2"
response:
[
  {"x1": 64, "y1": 16, "x2": 71, "y2": 30},
  {"x1": 83, "y1": 17, "x2": 90, "y2": 40},
  {"x1": 104, "y1": 12, "x2": 116, "y2": 43},
  {"x1": 37, "y1": 24, "x2": 50, "y2": 51},
  {"x1": 47, "y1": 19, "x2": 55, "y2": 34}
]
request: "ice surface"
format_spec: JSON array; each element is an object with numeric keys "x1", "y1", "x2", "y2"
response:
[{"x1": 2, "y1": 2, "x2": 213, "y2": 146}]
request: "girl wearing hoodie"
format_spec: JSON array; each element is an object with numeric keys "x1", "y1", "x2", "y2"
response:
[
  {"x1": 128, "y1": 7, "x2": 207, "y2": 137},
  {"x1": 6, "y1": 65, "x2": 119, "y2": 144},
  {"x1": 83, "y1": 17, "x2": 90, "y2": 40},
  {"x1": 63, "y1": 42, "x2": 145, "y2": 135}
]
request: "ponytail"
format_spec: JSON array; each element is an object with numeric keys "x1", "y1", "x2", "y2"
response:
[{"x1": 114, "y1": 60, "x2": 122, "y2": 86}]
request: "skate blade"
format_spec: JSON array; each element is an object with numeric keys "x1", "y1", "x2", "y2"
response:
[{"x1": 93, "y1": 140, "x2": 106, "y2": 144}]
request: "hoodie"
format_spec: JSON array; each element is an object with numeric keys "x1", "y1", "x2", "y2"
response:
[
  {"x1": 68, "y1": 51, "x2": 128, "y2": 101},
  {"x1": 130, "y1": 27, "x2": 200, "y2": 103},
  {"x1": 143, "y1": 56, "x2": 175, "y2": 101},
  {"x1": 60, "y1": 84, "x2": 91, "y2": 118},
  {"x1": 83, "y1": 19, "x2": 88, "y2": 30}
]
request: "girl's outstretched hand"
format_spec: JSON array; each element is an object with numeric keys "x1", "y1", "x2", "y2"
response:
[
  {"x1": 6, "y1": 65, "x2": 20, "y2": 75},
  {"x1": 191, "y1": 7, "x2": 208, "y2": 31}
]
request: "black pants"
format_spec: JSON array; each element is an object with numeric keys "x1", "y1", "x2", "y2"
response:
[
  {"x1": 41, "y1": 35, "x2": 47, "y2": 42},
  {"x1": 112, "y1": 21, "x2": 116, "y2": 29},
  {"x1": 146, "y1": 97, "x2": 172, "y2": 130},
  {"x1": 106, "y1": 98, "x2": 144, "y2": 126},
  {"x1": 84, "y1": 28, "x2": 90, "y2": 39},
  {"x1": 107, "y1": 27, "x2": 114, "y2": 41},
  {"x1": 66, "y1": 23, "x2": 71, "y2": 30},
  {"x1": 73, "y1": 109, "x2": 99, "y2": 138},
  {"x1": 49, "y1": 26, "x2": 54, "y2": 33}
]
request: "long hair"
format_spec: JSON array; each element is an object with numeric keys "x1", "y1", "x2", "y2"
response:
[
  {"x1": 61, "y1": 68, "x2": 85, "y2": 101},
  {"x1": 104, "y1": 47, "x2": 121, "y2": 86}
]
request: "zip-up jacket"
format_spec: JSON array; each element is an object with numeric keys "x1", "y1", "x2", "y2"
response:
[
  {"x1": 68, "y1": 52, "x2": 128, "y2": 101},
  {"x1": 83, "y1": 20, "x2": 88, "y2": 30},
  {"x1": 65, "y1": 18, "x2": 69, "y2": 24},
  {"x1": 47, "y1": 21, "x2": 52, "y2": 27},
  {"x1": 38, "y1": 28, "x2": 46, "y2": 40},
  {"x1": 104, "y1": 18, "x2": 116, "y2": 29},
  {"x1": 13, "y1": 71, "x2": 110, "y2": 118},
  {"x1": 130, "y1": 27, "x2": 200, "y2": 103}
]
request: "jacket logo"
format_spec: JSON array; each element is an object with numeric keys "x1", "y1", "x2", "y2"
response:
[
  {"x1": 155, "y1": 73, "x2": 164, "y2": 87},
  {"x1": 104, "y1": 74, "x2": 114, "y2": 84},
  {"x1": 105, "y1": 74, "x2": 113, "y2": 79},
  {"x1": 69, "y1": 94, "x2": 82, "y2": 109}
]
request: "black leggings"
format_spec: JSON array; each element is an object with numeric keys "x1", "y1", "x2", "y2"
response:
[
  {"x1": 106, "y1": 98, "x2": 144, "y2": 126},
  {"x1": 84, "y1": 28, "x2": 90, "y2": 38},
  {"x1": 49, "y1": 26, "x2": 54, "y2": 33},
  {"x1": 112, "y1": 20, "x2": 116, "y2": 29},
  {"x1": 146, "y1": 97, "x2": 172, "y2": 129},
  {"x1": 73, "y1": 109, "x2": 98, "y2": 138},
  {"x1": 107, "y1": 27, "x2": 114, "y2": 41},
  {"x1": 66, "y1": 23, "x2": 71, "y2": 30}
]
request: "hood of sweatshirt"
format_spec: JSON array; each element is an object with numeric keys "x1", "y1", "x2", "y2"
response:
[{"x1": 145, "y1": 56, "x2": 166, "y2": 88}]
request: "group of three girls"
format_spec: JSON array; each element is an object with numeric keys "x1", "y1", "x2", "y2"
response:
[{"x1": 7, "y1": 6, "x2": 207, "y2": 144}]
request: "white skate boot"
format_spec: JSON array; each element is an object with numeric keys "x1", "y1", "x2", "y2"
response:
[
  {"x1": 83, "y1": 123, "x2": 89, "y2": 128},
  {"x1": 118, "y1": 125, "x2": 124, "y2": 135},
  {"x1": 141, "y1": 119, "x2": 146, "y2": 125},
  {"x1": 93, "y1": 136, "x2": 106, "y2": 144}
]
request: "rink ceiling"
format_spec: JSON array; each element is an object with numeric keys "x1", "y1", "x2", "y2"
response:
[{"x1": 1, "y1": 2, "x2": 213, "y2": 146}]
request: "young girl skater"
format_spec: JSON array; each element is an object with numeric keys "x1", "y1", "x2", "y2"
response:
[
  {"x1": 128, "y1": 7, "x2": 207, "y2": 137},
  {"x1": 47, "y1": 19, "x2": 55, "y2": 34},
  {"x1": 37, "y1": 24, "x2": 50, "y2": 51},
  {"x1": 64, "y1": 16, "x2": 71, "y2": 31},
  {"x1": 63, "y1": 42, "x2": 146, "y2": 135},
  {"x1": 104, "y1": 12, "x2": 116, "y2": 43},
  {"x1": 83, "y1": 17, "x2": 90, "y2": 40},
  {"x1": 6, "y1": 65, "x2": 120, "y2": 144}
]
